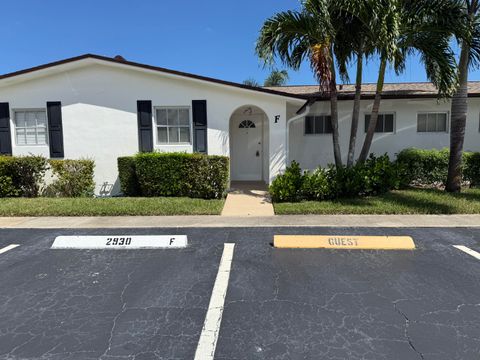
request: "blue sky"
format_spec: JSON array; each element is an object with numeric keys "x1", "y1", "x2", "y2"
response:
[{"x1": 1, "y1": 0, "x2": 479, "y2": 86}]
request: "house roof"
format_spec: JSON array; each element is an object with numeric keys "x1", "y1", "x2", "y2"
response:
[
  {"x1": 0, "y1": 54, "x2": 306, "y2": 100},
  {"x1": 266, "y1": 82, "x2": 480, "y2": 100},
  {"x1": 4, "y1": 54, "x2": 480, "y2": 102}
]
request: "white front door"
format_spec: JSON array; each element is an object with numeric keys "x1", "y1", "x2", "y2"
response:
[{"x1": 231, "y1": 118, "x2": 263, "y2": 181}]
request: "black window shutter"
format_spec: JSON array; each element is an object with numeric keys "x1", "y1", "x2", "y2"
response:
[
  {"x1": 0, "y1": 103, "x2": 12, "y2": 155},
  {"x1": 305, "y1": 116, "x2": 314, "y2": 134},
  {"x1": 137, "y1": 100, "x2": 153, "y2": 152},
  {"x1": 365, "y1": 114, "x2": 370, "y2": 133},
  {"x1": 192, "y1": 100, "x2": 207, "y2": 153},
  {"x1": 325, "y1": 116, "x2": 333, "y2": 134},
  {"x1": 47, "y1": 101, "x2": 64, "y2": 158}
]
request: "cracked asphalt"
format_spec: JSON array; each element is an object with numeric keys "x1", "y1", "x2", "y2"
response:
[{"x1": 0, "y1": 227, "x2": 479, "y2": 359}]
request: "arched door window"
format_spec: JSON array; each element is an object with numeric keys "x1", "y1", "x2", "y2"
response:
[{"x1": 239, "y1": 120, "x2": 256, "y2": 129}]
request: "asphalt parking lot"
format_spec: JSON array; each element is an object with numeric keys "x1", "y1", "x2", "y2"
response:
[{"x1": 0, "y1": 227, "x2": 479, "y2": 360}]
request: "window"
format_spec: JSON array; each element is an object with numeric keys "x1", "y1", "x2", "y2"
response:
[
  {"x1": 14, "y1": 110, "x2": 48, "y2": 145},
  {"x1": 305, "y1": 115, "x2": 332, "y2": 134},
  {"x1": 365, "y1": 113, "x2": 395, "y2": 133},
  {"x1": 156, "y1": 107, "x2": 191, "y2": 144},
  {"x1": 417, "y1": 112, "x2": 447, "y2": 133},
  {"x1": 239, "y1": 120, "x2": 256, "y2": 128}
]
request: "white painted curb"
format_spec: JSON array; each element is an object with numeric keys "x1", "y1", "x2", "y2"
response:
[{"x1": 51, "y1": 235, "x2": 188, "y2": 249}]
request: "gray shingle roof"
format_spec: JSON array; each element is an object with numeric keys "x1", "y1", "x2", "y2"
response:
[{"x1": 265, "y1": 82, "x2": 480, "y2": 99}]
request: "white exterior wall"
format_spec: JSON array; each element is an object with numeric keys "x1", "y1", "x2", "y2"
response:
[
  {"x1": 0, "y1": 61, "x2": 296, "y2": 194},
  {"x1": 289, "y1": 98, "x2": 480, "y2": 170},
  {"x1": 4, "y1": 57, "x2": 480, "y2": 195}
]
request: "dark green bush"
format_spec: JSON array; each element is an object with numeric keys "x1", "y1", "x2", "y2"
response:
[
  {"x1": 183, "y1": 154, "x2": 230, "y2": 199},
  {"x1": 301, "y1": 167, "x2": 332, "y2": 200},
  {"x1": 0, "y1": 155, "x2": 48, "y2": 197},
  {"x1": 0, "y1": 175, "x2": 18, "y2": 197},
  {"x1": 464, "y1": 152, "x2": 480, "y2": 187},
  {"x1": 118, "y1": 157, "x2": 140, "y2": 196},
  {"x1": 328, "y1": 164, "x2": 367, "y2": 198},
  {"x1": 269, "y1": 161, "x2": 304, "y2": 202},
  {"x1": 271, "y1": 155, "x2": 402, "y2": 203},
  {"x1": 134, "y1": 152, "x2": 229, "y2": 199},
  {"x1": 326, "y1": 154, "x2": 401, "y2": 199},
  {"x1": 363, "y1": 154, "x2": 402, "y2": 194},
  {"x1": 0, "y1": 157, "x2": 15, "y2": 197},
  {"x1": 395, "y1": 148, "x2": 476, "y2": 186},
  {"x1": 44, "y1": 159, "x2": 95, "y2": 197}
]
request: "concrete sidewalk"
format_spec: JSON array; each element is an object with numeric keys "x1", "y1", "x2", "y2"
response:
[
  {"x1": 221, "y1": 181, "x2": 274, "y2": 216},
  {"x1": 0, "y1": 214, "x2": 479, "y2": 228}
]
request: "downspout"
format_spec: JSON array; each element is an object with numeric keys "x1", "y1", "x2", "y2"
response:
[{"x1": 285, "y1": 103, "x2": 312, "y2": 166}]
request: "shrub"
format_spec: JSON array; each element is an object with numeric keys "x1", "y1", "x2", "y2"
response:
[
  {"x1": 301, "y1": 167, "x2": 332, "y2": 200},
  {"x1": 183, "y1": 155, "x2": 230, "y2": 199},
  {"x1": 395, "y1": 148, "x2": 477, "y2": 187},
  {"x1": 464, "y1": 152, "x2": 480, "y2": 187},
  {"x1": 134, "y1": 152, "x2": 229, "y2": 199},
  {"x1": 396, "y1": 148, "x2": 450, "y2": 186},
  {"x1": 0, "y1": 175, "x2": 18, "y2": 197},
  {"x1": 329, "y1": 164, "x2": 367, "y2": 198},
  {"x1": 0, "y1": 155, "x2": 48, "y2": 197},
  {"x1": 0, "y1": 157, "x2": 15, "y2": 196},
  {"x1": 363, "y1": 154, "x2": 402, "y2": 194},
  {"x1": 269, "y1": 161, "x2": 304, "y2": 202},
  {"x1": 118, "y1": 157, "x2": 140, "y2": 196},
  {"x1": 44, "y1": 159, "x2": 95, "y2": 197},
  {"x1": 271, "y1": 155, "x2": 402, "y2": 203}
]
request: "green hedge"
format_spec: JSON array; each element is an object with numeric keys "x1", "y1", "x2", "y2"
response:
[
  {"x1": 0, "y1": 156, "x2": 96, "y2": 198},
  {"x1": 464, "y1": 152, "x2": 480, "y2": 187},
  {"x1": 270, "y1": 155, "x2": 402, "y2": 203},
  {"x1": 118, "y1": 153, "x2": 229, "y2": 199},
  {"x1": 44, "y1": 159, "x2": 95, "y2": 197},
  {"x1": 396, "y1": 148, "x2": 450, "y2": 185},
  {"x1": 118, "y1": 157, "x2": 140, "y2": 196},
  {"x1": 0, "y1": 157, "x2": 17, "y2": 197},
  {"x1": 0, "y1": 155, "x2": 48, "y2": 197},
  {"x1": 396, "y1": 148, "x2": 477, "y2": 186}
]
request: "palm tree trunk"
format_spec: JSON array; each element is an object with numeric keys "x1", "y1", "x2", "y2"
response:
[
  {"x1": 358, "y1": 57, "x2": 387, "y2": 162},
  {"x1": 446, "y1": 42, "x2": 470, "y2": 192},
  {"x1": 329, "y1": 55, "x2": 342, "y2": 167},
  {"x1": 347, "y1": 52, "x2": 363, "y2": 167}
]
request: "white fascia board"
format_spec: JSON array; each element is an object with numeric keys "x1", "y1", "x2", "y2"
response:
[{"x1": 0, "y1": 59, "x2": 94, "y2": 88}]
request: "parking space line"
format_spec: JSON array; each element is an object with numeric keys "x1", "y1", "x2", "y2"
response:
[
  {"x1": 0, "y1": 244, "x2": 19, "y2": 255},
  {"x1": 453, "y1": 245, "x2": 480, "y2": 260},
  {"x1": 194, "y1": 243, "x2": 235, "y2": 360}
]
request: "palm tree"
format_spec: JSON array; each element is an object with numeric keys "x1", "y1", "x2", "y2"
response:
[
  {"x1": 446, "y1": 0, "x2": 480, "y2": 192},
  {"x1": 256, "y1": 0, "x2": 350, "y2": 167},
  {"x1": 353, "y1": 0, "x2": 463, "y2": 163},
  {"x1": 264, "y1": 69, "x2": 290, "y2": 86},
  {"x1": 243, "y1": 78, "x2": 261, "y2": 87},
  {"x1": 333, "y1": 11, "x2": 374, "y2": 167}
]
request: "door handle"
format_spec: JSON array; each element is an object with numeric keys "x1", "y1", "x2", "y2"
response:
[{"x1": 256, "y1": 150, "x2": 260, "y2": 157}]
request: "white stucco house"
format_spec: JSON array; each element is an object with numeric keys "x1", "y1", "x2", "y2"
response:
[{"x1": 1, "y1": 54, "x2": 480, "y2": 195}]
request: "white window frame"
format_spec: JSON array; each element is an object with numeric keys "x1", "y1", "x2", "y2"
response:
[
  {"x1": 364, "y1": 112, "x2": 396, "y2": 134},
  {"x1": 417, "y1": 111, "x2": 449, "y2": 134},
  {"x1": 154, "y1": 106, "x2": 192, "y2": 146},
  {"x1": 304, "y1": 114, "x2": 332, "y2": 136},
  {"x1": 13, "y1": 108, "x2": 49, "y2": 146}
]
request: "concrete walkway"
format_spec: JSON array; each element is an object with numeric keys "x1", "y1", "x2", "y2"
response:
[
  {"x1": 0, "y1": 215, "x2": 479, "y2": 229},
  {"x1": 221, "y1": 181, "x2": 274, "y2": 216}
]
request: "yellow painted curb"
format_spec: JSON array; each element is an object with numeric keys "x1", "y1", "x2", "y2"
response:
[{"x1": 274, "y1": 235, "x2": 415, "y2": 250}]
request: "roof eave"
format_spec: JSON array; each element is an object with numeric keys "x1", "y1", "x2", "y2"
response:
[{"x1": 0, "y1": 54, "x2": 308, "y2": 101}]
